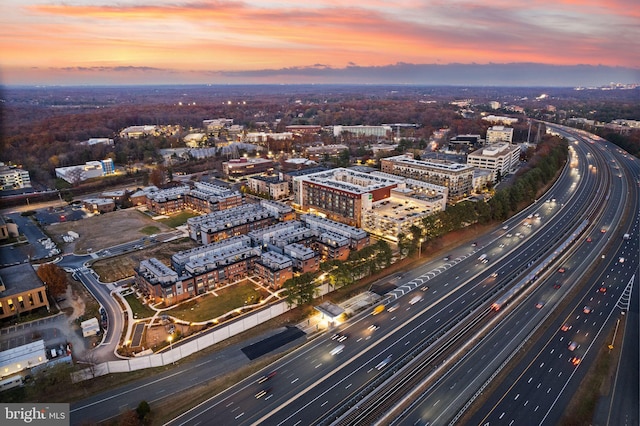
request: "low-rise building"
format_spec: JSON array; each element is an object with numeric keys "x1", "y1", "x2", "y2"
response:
[
  {"x1": 0, "y1": 264, "x2": 50, "y2": 321},
  {"x1": 146, "y1": 186, "x2": 190, "y2": 215},
  {"x1": 135, "y1": 258, "x2": 192, "y2": 306},
  {"x1": 247, "y1": 175, "x2": 290, "y2": 200},
  {"x1": 0, "y1": 164, "x2": 32, "y2": 190},
  {"x1": 301, "y1": 214, "x2": 369, "y2": 251},
  {"x1": 187, "y1": 204, "x2": 277, "y2": 244},
  {"x1": 486, "y1": 126, "x2": 514, "y2": 144},
  {"x1": 283, "y1": 243, "x2": 319, "y2": 273},
  {"x1": 254, "y1": 251, "x2": 293, "y2": 289},
  {"x1": 222, "y1": 158, "x2": 276, "y2": 179},
  {"x1": 55, "y1": 159, "x2": 115, "y2": 184},
  {"x1": 82, "y1": 198, "x2": 116, "y2": 214}
]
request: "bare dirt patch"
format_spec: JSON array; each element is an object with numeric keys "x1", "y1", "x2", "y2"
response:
[
  {"x1": 45, "y1": 209, "x2": 173, "y2": 254},
  {"x1": 91, "y1": 238, "x2": 199, "y2": 282}
]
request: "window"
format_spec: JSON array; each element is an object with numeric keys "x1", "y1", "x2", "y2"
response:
[
  {"x1": 28, "y1": 294, "x2": 34, "y2": 306},
  {"x1": 38, "y1": 291, "x2": 44, "y2": 304},
  {"x1": 0, "y1": 302, "x2": 3, "y2": 315},
  {"x1": 8, "y1": 299, "x2": 14, "y2": 311},
  {"x1": 18, "y1": 296, "x2": 24, "y2": 309}
]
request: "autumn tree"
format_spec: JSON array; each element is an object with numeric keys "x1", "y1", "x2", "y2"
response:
[{"x1": 36, "y1": 263, "x2": 68, "y2": 298}]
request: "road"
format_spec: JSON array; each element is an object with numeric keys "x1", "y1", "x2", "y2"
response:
[{"x1": 163, "y1": 127, "x2": 636, "y2": 426}]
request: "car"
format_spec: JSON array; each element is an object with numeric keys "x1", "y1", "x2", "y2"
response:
[
  {"x1": 388, "y1": 304, "x2": 400, "y2": 312},
  {"x1": 506, "y1": 233, "x2": 513, "y2": 237},
  {"x1": 558, "y1": 267, "x2": 566, "y2": 273},
  {"x1": 331, "y1": 333, "x2": 348, "y2": 342},
  {"x1": 255, "y1": 387, "x2": 272, "y2": 399},
  {"x1": 330, "y1": 344, "x2": 345, "y2": 355},
  {"x1": 409, "y1": 296, "x2": 423, "y2": 305},
  {"x1": 367, "y1": 324, "x2": 380, "y2": 332},
  {"x1": 421, "y1": 286, "x2": 430, "y2": 291},
  {"x1": 499, "y1": 243, "x2": 505, "y2": 248},
  {"x1": 490, "y1": 272, "x2": 498, "y2": 278},
  {"x1": 471, "y1": 242, "x2": 477, "y2": 247},
  {"x1": 561, "y1": 324, "x2": 571, "y2": 332},
  {"x1": 600, "y1": 228, "x2": 606, "y2": 233},
  {"x1": 619, "y1": 257, "x2": 625, "y2": 263},
  {"x1": 375, "y1": 355, "x2": 392, "y2": 370},
  {"x1": 553, "y1": 282, "x2": 562, "y2": 289},
  {"x1": 583, "y1": 306, "x2": 592, "y2": 314},
  {"x1": 571, "y1": 356, "x2": 581, "y2": 366},
  {"x1": 502, "y1": 225, "x2": 509, "y2": 230},
  {"x1": 599, "y1": 286, "x2": 607, "y2": 293},
  {"x1": 535, "y1": 302, "x2": 544, "y2": 309},
  {"x1": 568, "y1": 341, "x2": 578, "y2": 351},
  {"x1": 586, "y1": 237, "x2": 592, "y2": 242},
  {"x1": 257, "y1": 371, "x2": 277, "y2": 384},
  {"x1": 443, "y1": 256, "x2": 450, "y2": 261}
]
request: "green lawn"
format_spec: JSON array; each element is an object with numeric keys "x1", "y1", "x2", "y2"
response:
[
  {"x1": 167, "y1": 282, "x2": 268, "y2": 323},
  {"x1": 139, "y1": 225, "x2": 161, "y2": 235},
  {"x1": 159, "y1": 211, "x2": 200, "y2": 228},
  {"x1": 125, "y1": 293, "x2": 156, "y2": 319}
]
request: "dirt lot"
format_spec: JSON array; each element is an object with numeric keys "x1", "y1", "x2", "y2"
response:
[
  {"x1": 45, "y1": 208, "x2": 173, "y2": 254},
  {"x1": 91, "y1": 238, "x2": 199, "y2": 282}
]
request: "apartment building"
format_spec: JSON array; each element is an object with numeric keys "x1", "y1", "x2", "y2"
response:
[
  {"x1": 187, "y1": 204, "x2": 277, "y2": 244},
  {"x1": 283, "y1": 243, "x2": 319, "y2": 273},
  {"x1": 254, "y1": 251, "x2": 293, "y2": 289},
  {"x1": 182, "y1": 245, "x2": 261, "y2": 292},
  {"x1": 300, "y1": 213, "x2": 369, "y2": 251},
  {"x1": 146, "y1": 186, "x2": 190, "y2": 215},
  {"x1": 135, "y1": 258, "x2": 192, "y2": 306},
  {"x1": 380, "y1": 154, "x2": 473, "y2": 202},
  {"x1": 247, "y1": 175, "x2": 290, "y2": 200},
  {"x1": 184, "y1": 182, "x2": 243, "y2": 213},
  {"x1": 171, "y1": 235, "x2": 252, "y2": 275},
  {"x1": 467, "y1": 143, "x2": 521, "y2": 182},
  {"x1": 292, "y1": 168, "x2": 401, "y2": 227},
  {"x1": 333, "y1": 125, "x2": 392, "y2": 138}
]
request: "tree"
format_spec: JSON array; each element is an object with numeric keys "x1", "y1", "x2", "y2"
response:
[
  {"x1": 283, "y1": 273, "x2": 319, "y2": 306},
  {"x1": 149, "y1": 168, "x2": 165, "y2": 187},
  {"x1": 36, "y1": 263, "x2": 68, "y2": 298},
  {"x1": 136, "y1": 400, "x2": 151, "y2": 421}
]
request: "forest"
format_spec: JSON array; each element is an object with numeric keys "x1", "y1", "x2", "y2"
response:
[{"x1": 1, "y1": 84, "x2": 639, "y2": 190}]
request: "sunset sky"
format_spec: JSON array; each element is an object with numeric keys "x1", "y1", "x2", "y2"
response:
[{"x1": 1, "y1": 0, "x2": 639, "y2": 85}]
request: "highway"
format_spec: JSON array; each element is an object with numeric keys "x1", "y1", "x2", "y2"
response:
[{"x1": 165, "y1": 127, "x2": 632, "y2": 426}]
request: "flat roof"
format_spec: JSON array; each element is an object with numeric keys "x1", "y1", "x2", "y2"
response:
[
  {"x1": 315, "y1": 301, "x2": 344, "y2": 319},
  {"x1": 0, "y1": 263, "x2": 45, "y2": 297}
]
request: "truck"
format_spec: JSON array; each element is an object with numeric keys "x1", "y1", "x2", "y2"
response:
[{"x1": 372, "y1": 305, "x2": 385, "y2": 315}]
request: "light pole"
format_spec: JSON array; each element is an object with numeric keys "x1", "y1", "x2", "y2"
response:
[
  {"x1": 167, "y1": 335, "x2": 174, "y2": 364},
  {"x1": 418, "y1": 238, "x2": 424, "y2": 258}
]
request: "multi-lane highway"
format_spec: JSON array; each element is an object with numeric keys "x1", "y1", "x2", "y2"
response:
[
  {"x1": 67, "y1": 126, "x2": 637, "y2": 426},
  {"x1": 165, "y1": 126, "x2": 636, "y2": 426}
]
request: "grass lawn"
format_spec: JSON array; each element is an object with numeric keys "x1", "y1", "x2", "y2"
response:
[
  {"x1": 124, "y1": 293, "x2": 156, "y2": 319},
  {"x1": 167, "y1": 282, "x2": 268, "y2": 323},
  {"x1": 159, "y1": 211, "x2": 200, "y2": 228},
  {"x1": 139, "y1": 225, "x2": 161, "y2": 235}
]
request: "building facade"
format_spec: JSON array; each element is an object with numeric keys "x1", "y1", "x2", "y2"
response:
[
  {"x1": 222, "y1": 158, "x2": 276, "y2": 179},
  {"x1": 467, "y1": 143, "x2": 521, "y2": 182},
  {"x1": 486, "y1": 126, "x2": 514, "y2": 144},
  {"x1": 292, "y1": 168, "x2": 401, "y2": 227},
  {"x1": 0, "y1": 165, "x2": 31, "y2": 190},
  {"x1": 380, "y1": 155, "x2": 474, "y2": 202}
]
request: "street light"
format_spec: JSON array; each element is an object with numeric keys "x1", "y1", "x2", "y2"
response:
[
  {"x1": 167, "y1": 335, "x2": 174, "y2": 364},
  {"x1": 418, "y1": 238, "x2": 424, "y2": 258}
]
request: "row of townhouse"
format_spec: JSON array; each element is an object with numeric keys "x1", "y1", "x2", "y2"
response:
[
  {"x1": 136, "y1": 214, "x2": 368, "y2": 306},
  {"x1": 144, "y1": 182, "x2": 243, "y2": 215}
]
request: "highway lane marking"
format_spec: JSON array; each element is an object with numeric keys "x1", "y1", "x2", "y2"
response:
[
  {"x1": 514, "y1": 394, "x2": 519, "y2": 400},
  {"x1": 315, "y1": 364, "x2": 322, "y2": 369},
  {"x1": 234, "y1": 412, "x2": 244, "y2": 419},
  {"x1": 225, "y1": 402, "x2": 233, "y2": 407},
  {"x1": 291, "y1": 378, "x2": 299, "y2": 384},
  {"x1": 345, "y1": 383, "x2": 352, "y2": 389},
  {"x1": 265, "y1": 394, "x2": 273, "y2": 400},
  {"x1": 524, "y1": 400, "x2": 528, "y2": 406},
  {"x1": 321, "y1": 401, "x2": 328, "y2": 407}
]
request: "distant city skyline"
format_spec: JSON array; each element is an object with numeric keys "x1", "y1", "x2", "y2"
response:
[{"x1": 1, "y1": 0, "x2": 639, "y2": 86}]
